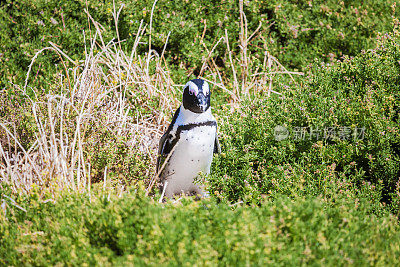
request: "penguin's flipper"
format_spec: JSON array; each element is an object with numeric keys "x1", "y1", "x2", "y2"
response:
[
  {"x1": 156, "y1": 132, "x2": 169, "y2": 173},
  {"x1": 156, "y1": 107, "x2": 181, "y2": 172},
  {"x1": 214, "y1": 134, "x2": 221, "y2": 154}
]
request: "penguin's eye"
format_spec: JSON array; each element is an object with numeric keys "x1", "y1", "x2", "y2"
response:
[
  {"x1": 203, "y1": 82, "x2": 210, "y2": 95},
  {"x1": 188, "y1": 86, "x2": 197, "y2": 96}
]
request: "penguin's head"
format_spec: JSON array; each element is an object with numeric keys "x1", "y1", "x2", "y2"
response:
[{"x1": 182, "y1": 79, "x2": 211, "y2": 113}]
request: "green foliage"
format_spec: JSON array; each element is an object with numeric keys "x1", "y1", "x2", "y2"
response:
[
  {"x1": 1, "y1": 1, "x2": 400, "y2": 264},
  {"x1": 107, "y1": 0, "x2": 400, "y2": 72},
  {"x1": 269, "y1": 0, "x2": 398, "y2": 69},
  {"x1": 1, "y1": 186, "x2": 400, "y2": 265},
  {"x1": 0, "y1": 0, "x2": 112, "y2": 84},
  {"x1": 0, "y1": 89, "x2": 37, "y2": 149},
  {"x1": 1, "y1": 0, "x2": 398, "y2": 86},
  {"x1": 86, "y1": 132, "x2": 151, "y2": 183},
  {"x1": 210, "y1": 30, "x2": 400, "y2": 215}
]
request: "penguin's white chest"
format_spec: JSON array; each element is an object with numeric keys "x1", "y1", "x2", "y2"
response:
[
  {"x1": 182, "y1": 126, "x2": 216, "y2": 160},
  {"x1": 162, "y1": 125, "x2": 217, "y2": 197}
]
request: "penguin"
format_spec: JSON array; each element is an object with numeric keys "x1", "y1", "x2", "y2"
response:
[{"x1": 156, "y1": 79, "x2": 220, "y2": 198}]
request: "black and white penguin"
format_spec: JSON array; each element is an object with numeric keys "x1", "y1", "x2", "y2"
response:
[{"x1": 156, "y1": 79, "x2": 220, "y2": 198}]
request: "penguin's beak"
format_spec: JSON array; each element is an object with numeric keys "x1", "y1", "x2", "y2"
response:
[{"x1": 197, "y1": 93, "x2": 208, "y2": 112}]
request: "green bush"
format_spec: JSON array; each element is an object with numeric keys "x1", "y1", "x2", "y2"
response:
[
  {"x1": 210, "y1": 29, "x2": 400, "y2": 215},
  {"x1": 1, "y1": 0, "x2": 398, "y2": 86},
  {"x1": 1, "y1": 186, "x2": 399, "y2": 265},
  {"x1": 268, "y1": 0, "x2": 399, "y2": 69},
  {"x1": 1, "y1": 2, "x2": 400, "y2": 264},
  {"x1": 111, "y1": 0, "x2": 400, "y2": 73},
  {"x1": 0, "y1": 0, "x2": 112, "y2": 85}
]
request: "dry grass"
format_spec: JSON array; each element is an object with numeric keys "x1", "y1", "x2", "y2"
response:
[{"x1": 0, "y1": 4, "x2": 176, "y2": 195}]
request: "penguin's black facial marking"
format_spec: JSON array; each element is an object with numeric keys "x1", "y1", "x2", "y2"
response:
[{"x1": 183, "y1": 79, "x2": 211, "y2": 113}]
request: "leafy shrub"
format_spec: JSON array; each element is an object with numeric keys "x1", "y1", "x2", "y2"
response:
[
  {"x1": 1, "y1": 0, "x2": 398, "y2": 86},
  {"x1": 1, "y1": 186, "x2": 399, "y2": 265},
  {"x1": 1, "y1": 2, "x2": 400, "y2": 264},
  {"x1": 268, "y1": 0, "x2": 399, "y2": 69},
  {"x1": 0, "y1": 0, "x2": 113, "y2": 84},
  {"x1": 210, "y1": 29, "x2": 400, "y2": 215},
  {"x1": 113, "y1": 0, "x2": 400, "y2": 72}
]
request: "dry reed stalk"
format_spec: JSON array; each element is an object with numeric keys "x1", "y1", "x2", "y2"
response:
[
  {"x1": 145, "y1": 144, "x2": 177, "y2": 196},
  {"x1": 239, "y1": 0, "x2": 249, "y2": 95}
]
